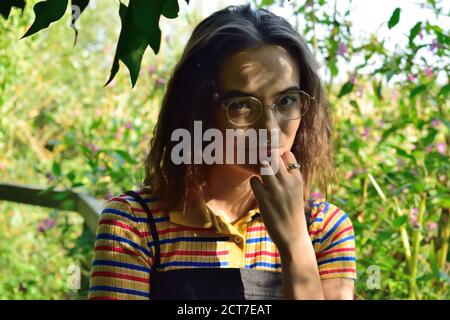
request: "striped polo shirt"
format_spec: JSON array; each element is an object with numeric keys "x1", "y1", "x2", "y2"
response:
[{"x1": 88, "y1": 190, "x2": 357, "y2": 300}]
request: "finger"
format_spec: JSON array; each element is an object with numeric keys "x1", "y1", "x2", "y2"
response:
[
  {"x1": 281, "y1": 151, "x2": 302, "y2": 178},
  {"x1": 258, "y1": 160, "x2": 279, "y2": 191},
  {"x1": 249, "y1": 175, "x2": 270, "y2": 202}
]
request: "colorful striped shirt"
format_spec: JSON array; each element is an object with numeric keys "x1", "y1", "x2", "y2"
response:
[{"x1": 88, "y1": 190, "x2": 357, "y2": 300}]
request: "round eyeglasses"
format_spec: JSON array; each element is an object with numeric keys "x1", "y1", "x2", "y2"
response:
[{"x1": 218, "y1": 90, "x2": 315, "y2": 127}]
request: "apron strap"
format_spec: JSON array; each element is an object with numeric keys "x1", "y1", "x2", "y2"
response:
[{"x1": 124, "y1": 190, "x2": 161, "y2": 271}]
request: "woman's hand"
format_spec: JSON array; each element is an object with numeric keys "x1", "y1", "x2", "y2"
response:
[
  {"x1": 249, "y1": 150, "x2": 309, "y2": 257},
  {"x1": 250, "y1": 150, "x2": 324, "y2": 299}
]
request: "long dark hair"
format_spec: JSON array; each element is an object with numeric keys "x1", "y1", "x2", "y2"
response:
[{"x1": 143, "y1": 4, "x2": 333, "y2": 210}]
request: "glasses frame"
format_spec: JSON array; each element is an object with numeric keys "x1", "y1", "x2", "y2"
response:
[{"x1": 218, "y1": 90, "x2": 315, "y2": 127}]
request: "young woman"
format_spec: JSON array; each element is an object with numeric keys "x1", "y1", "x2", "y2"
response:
[{"x1": 88, "y1": 4, "x2": 356, "y2": 300}]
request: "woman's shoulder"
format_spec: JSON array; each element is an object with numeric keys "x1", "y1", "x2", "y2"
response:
[
  {"x1": 307, "y1": 195, "x2": 355, "y2": 245},
  {"x1": 101, "y1": 189, "x2": 165, "y2": 222}
]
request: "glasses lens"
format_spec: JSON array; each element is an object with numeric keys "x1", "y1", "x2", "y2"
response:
[
  {"x1": 274, "y1": 91, "x2": 310, "y2": 120},
  {"x1": 224, "y1": 97, "x2": 261, "y2": 126}
]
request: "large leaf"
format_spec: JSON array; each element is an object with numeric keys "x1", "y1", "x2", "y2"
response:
[
  {"x1": 105, "y1": 2, "x2": 148, "y2": 88},
  {"x1": 131, "y1": 0, "x2": 179, "y2": 55},
  {"x1": 21, "y1": 0, "x2": 69, "y2": 39},
  {"x1": 70, "y1": 0, "x2": 90, "y2": 45},
  {"x1": 408, "y1": 22, "x2": 422, "y2": 47},
  {"x1": 0, "y1": 0, "x2": 25, "y2": 20},
  {"x1": 338, "y1": 81, "x2": 354, "y2": 98},
  {"x1": 388, "y1": 8, "x2": 401, "y2": 29}
]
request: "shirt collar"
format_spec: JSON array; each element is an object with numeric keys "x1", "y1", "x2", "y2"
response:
[{"x1": 168, "y1": 198, "x2": 260, "y2": 230}]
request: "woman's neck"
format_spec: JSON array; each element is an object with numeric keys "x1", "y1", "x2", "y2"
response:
[{"x1": 204, "y1": 165, "x2": 258, "y2": 224}]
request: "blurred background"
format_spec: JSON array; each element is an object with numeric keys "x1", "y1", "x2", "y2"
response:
[{"x1": 0, "y1": 0, "x2": 448, "y2": 299}]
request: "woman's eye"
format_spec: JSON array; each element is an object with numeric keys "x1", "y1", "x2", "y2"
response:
[
  {"x1": 228, "y1": 101, "x2": 248, "y2": 110},
  {"x1": 279, "y1": 95, "x2": 298, "y2": 107}
]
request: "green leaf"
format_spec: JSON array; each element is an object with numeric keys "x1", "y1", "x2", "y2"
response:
[
  {"x1": 338, "y1": 81, "x2": 354, "y2": 98},
  {"x1": 113, "y1": 150, "x2": 138, "y2": 164},
  {"x1": 393, "y1": 215, "x2": 408, "y2": 228},
  {"x1": 21, "y1": 0, "x2": 69, "y2": 39},
  {"x1": 162, "y1": 0, "x2": 180, "y2": 19},
  {"x1": 410, "y1": 84, "x2": 428, "y2": 99},
  {"x1": 388, "y1": 8, "x2": 401, "y2": 29},
  {"x1": 52, "y1": 161, "x2": 62, "y2": 176},
  {"x1": 408, "y1": 22, "x2": 422, "y2": 46},
  {"x1": 105, "y1": 2, "x2": 148, "y2": 88},
  {"x1": 0, "y1": 0, "x2": 25, "y2": 20}
]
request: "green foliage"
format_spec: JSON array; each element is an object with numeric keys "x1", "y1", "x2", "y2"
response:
[{"x1": 0, "y1": 0, "x2": 448, "y2": 300}]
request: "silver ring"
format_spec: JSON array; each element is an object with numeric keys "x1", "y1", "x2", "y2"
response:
[{"x1": 286, "y1": 163, "x2": 301, "y2": 171}]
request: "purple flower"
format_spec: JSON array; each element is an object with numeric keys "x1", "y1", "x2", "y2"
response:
[
  {"x1": 409, "y1": 208, "x2": 418, "y2": 228},
  {"x1": 424, "y1": 66, "x2": 433, "y2": 79},
  {"x1": 430, "y1": 39, "x2": 440, "y2": 53},
  {"x1": 428, "y1": 222, "x2": 438, "y2": 231},
  {"x1": 389, "y1": 184, "x2": 395, "y2": 193},
  {"x1": 310, "y1": 191, "x2": 323, "y2": 199},
  {"x1": 397, "y1": 158, "x2": 405, "y2": 167},
  {"x1": 407, "y1": 74, "x2": 416, "y2": 82},
  {"x1": 418, "y1": 28, "x2": 424, "y2": 40},
  {"x1": 350, "y1": 72, "x2": 357, "y2": 85},
  {"x1": 156, "y1": 78, "x2": 165, "y2": 88},
  {"x1": 148, "y1": 64, "x2": 156, "y2": 75},
  {"x1": 37, "y1": 218, "x2": 56, "y2": 233},
  {"x1": 438, "y1": 175, "x2": 445, "y2": 182},
  {"x1": 126, "y1": 121, "x2": 133, "y2": 130},
  {"x1": 437, "y1": 143, "x2": 446, "y2": 155},
  {"x1": 425, "y1": 145, "x2": 433, "y2": 153},
  {"x1": 86, "y1": 143, "x2": 99, "y2": 153},
  {"x1": 360, "y1": 127, "x2": 369, "y2": 137},
  {"x1": 431, "y1": 118, "x2": 440, "y2": 127},
  {"x1": 378, "y1": 120, "x2": 385, "y2": 128},
  {"x1": 337, "y1": 42, "x2": 347, "y2": 56}
]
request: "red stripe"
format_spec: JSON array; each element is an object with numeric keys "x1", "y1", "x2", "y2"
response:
[
  {"x1": 247, "y1": 225, "x2": 266, "y2": 233},
  {"x1": 94, "y1": 245, "x2": 152, "y2": 266},
  {"x1": 109, "y1": 197, "x2": 129, "y2": 205},
  {"x1": 245, "y1": 251, "x2": 280, "y2": 258},
  {"x1": 99, "y1": 219, "x2": 149, "y2": 237},
  {"x1": 130, "y1": 206, "x2": 162, "y2": 214},
  {"x1": 90, "y1": 296, "x2": 121, "y2": 300},
  {"x1": 316, "y1": 247, "x2": 355, "y2": 259},
  {"x1": 95, "y1": 245, "x2": 141, "y2": 256},
  {"x1": 319, "y1": 268, "x2": 356, "y2": 275},
  {"x1": 321, "y1": 207, "x2": 340, "y2": 232},
  {"x1": 330, "y1": 225, "x2": 353, "y2": 243},
  {"x1": 309, "y1": 228, "x2": 321, "y2": 235},
  {"x1": 160, "y1": 250, "x2": 229, "y2": 258},
  {"x1": 92, "y1": 271, "x2": 148, "y2": 283}
]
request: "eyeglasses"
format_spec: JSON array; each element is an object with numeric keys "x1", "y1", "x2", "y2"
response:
[{"x1": 218, "y1": 90, "x2": 315, "y2": 127}]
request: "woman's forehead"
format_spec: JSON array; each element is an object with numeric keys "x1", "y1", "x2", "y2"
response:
[{"x1": 217, "y1": 44, "x2": 300, "y2": 97}]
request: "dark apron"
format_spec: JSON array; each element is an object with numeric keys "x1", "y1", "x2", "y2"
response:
[{"x1": 125, "y1": 191, "x2": 284, "y2": 300}]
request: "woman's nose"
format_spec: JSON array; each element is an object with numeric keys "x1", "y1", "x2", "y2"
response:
[{"x1": 256, "y1": 105, "x2": 279, "y2": 131}]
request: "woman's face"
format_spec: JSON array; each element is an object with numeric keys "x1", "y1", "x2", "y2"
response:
[{"x1": 213, "y1": 44, "x2": 301, "y2": 175}]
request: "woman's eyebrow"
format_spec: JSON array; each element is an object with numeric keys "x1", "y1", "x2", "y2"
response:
[{"x1": 220, "y1": 85, "x2": 300, "y2": 100}]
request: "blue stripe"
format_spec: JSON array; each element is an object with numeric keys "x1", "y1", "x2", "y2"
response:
[
  {"x1": 311, "y1": 217, "x2": 323, "y2": 223},
  {"x1": 246, "y1": 237, "x2": 273, "y2": 244},
  {"x1": 148, "y1": 236, "x2": 230, "y2": 247},
  {"x1": 90, "y1": 285, "x2": 149, "y2": 298},
  {"x1": 246, "y1": 262, "x2": 281, "y2": 269},
  {"x1": 101, "y1": 208, "x2": 169, "y2": 224},
  {"x1": 323, "y1": 235, "x2": 355, "y2": 251},
  {"x1": 159, "y1": 261, "x2": 228, "y2": 268},
  {"x1": 312, "y1": 214, "x2": 348, "y2": 244},
  {"x1": 96, "y1": 234, "x2": 152, "y2": 257},
  {"x1": 92, "y1": 260, "x2": 151, "y2": 273},
  {"x1": 318, "y1": 256, "x2": 356, "y2": 266}
]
